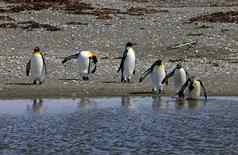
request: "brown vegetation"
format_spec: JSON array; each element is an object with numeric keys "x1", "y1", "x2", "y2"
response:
[
  {"x1": 0, "y1": 0, "x2": 167, "y2": 20},
  {"x1": 0, "y1": 20, "x2": 61, "y2": 31},
  {"x1": 189, "y1": 11, "x2": 238, "y2": 23}
]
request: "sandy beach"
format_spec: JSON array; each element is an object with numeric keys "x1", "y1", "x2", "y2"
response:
[{"x1": 0, "y1": 0, "x2": 238, "y2": 98}]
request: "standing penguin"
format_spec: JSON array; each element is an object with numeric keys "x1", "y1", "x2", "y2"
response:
[
  {"x1": 26, "y1": 47, "x2": 47, "y2": 85},
  {"x1": 162, "y1": 63, "x2": 188, "y2": 93},
  {"x1": 177, "y1": 76, "x2": 207, "y2": 100},
  {"x1": 117, "y1": 42, "x2": 136, "y2": 83},
  {"x1": 139, "y1": 60, "x2": 167, "y2": 93},
  {"x1": 62, "y1": 51, "x2": 97, "y2": 80}
]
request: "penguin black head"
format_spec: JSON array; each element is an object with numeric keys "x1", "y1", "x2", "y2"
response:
[
  {"x1": 34, "y1": 47, "x2": 40, "y2": 52},
  {"x1": 176, "y1": 63, "x2": 182, "y2": 69},
  {"x1": 126, "y1": 42, "x2": 135, "y2": 47},
  {"x1": 155, "y1": 60, "x2": 162, "y2": 65},
  {"x1": 92, "y1": 55, "x2": 98, "y2": 64}
]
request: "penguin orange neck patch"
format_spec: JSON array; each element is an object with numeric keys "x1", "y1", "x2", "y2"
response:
[
  {"x1": 33, "y1": 51, "x2": 44, "y2": 55},
  {"x1": 159, "y1": 64, "x2": 164, "y2": 69}
]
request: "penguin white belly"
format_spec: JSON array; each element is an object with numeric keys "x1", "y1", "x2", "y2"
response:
[
  {"x1": 78, "y1": 54, "x2": 89, "y2": 75},
  {"x1": 31, "y1": 54, "x2": 44, "y2": 81},
  {"x1": 151, "y1": 67, "x2": 166, "y2": 90},
  {"x1": 188, "y1": 82, "x2": 201, "y2": 99},
  {"x1": 174, "y1": 68, "x2": 187, "y2": 93},
  {"x1": 123, "y1": 50, "x2": 135, "y2": 78}
]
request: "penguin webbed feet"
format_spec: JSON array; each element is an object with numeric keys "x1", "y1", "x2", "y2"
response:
[
  {"x1": 152, "y1": 88, "x2": 162, "y2": 96},
  {"x1": 139, "y1": 77, "x2": 143, "y2": 83},
  {"x1": 83, "y1": 76, "x2": 89, "y2": 81},
  {"x1": 121, "y1": 78, "x2": 130, "y2": 83},
  {"x1": 33, "y1": 80, "x2": 43, "y2": 85}
]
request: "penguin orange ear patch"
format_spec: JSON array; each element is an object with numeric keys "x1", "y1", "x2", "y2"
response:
[{"x1": 90, "y1": 51, "x2": 96, "y2": 57}]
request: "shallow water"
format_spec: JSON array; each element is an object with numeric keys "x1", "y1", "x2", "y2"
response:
[{"x1": 0, "y1": 96, "x2": 238, "y2": 154}]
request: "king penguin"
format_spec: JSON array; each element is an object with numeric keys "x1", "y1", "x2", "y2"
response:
[
  {"x1": 26, "y1": 47, "x2": 47, "y2": 85},
  {"x1": 62, "y1": 51, "x2": 98, "y2": 80},
  {"x1": 139, "y1": 60, "x2": 167, "y2": 94},
  {"x1": 117, "y1": 42, "x2": 136, "y2": 83},
  {"x1": 177, "y1": 76, "x2": 207, "y2": 100},
  {"x1": 162, "y1": 63, "x2": 188, "y2": 93}
]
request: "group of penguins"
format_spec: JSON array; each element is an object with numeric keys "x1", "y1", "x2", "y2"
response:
[{"x1": 26, "y1": 42, "x2": 207, "y2": 100}]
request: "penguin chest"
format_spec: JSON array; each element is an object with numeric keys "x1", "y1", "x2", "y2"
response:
[
  {"x1": 151, "y1": 67, "x2": 166, "y2": 85},
  {"x1": 123, "y1": 49, "x2": 135, "y2": 74},
  {"x1": 174, "y1": 69, "x2": 186, "y2": 91},
  {"x1": 188, "y1": 81, "x2": 201, "y2": 99},
  {"x1": 31, "y1": 54, "x2": 44, "y2": 79},
  {"x1": 78, "y1": 54, "x2": 89, "y2": 74}
]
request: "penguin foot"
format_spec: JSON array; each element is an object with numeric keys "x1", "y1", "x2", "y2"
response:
[
  {"x1": 121, "y1": 79, "x2": 126, "y2": 83},
  {"x1": 127, "y1": 79, "x2": 130, "y2": 83},
  {"x1": 152, "y1": 88, "x2": 162, "y2": 95},
  {"x1": 33, "y1": 80, "x2": 37, "y2": 85},
  {"x1": 158, "y1": 89, "x2": 162, "y2": 94},
  {"x1": 83, "y1": 76, "x2": 89, "y2": 81},
  {"x1": 33, "y1": 80, "x2": 43, "y2": 85}
]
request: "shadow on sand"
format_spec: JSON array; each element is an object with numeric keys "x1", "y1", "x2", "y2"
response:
[
  {"x1": 130, "y1": 91, "x2": 153, "y2": 95},
  {"x1": 58, "y1": 78, "x2": 80, "y2": 81},
  {"x1": 102, "y1": 81, "x2": 121, "y2": 84},
  {"x1": 5, "y1": 82, "x2": 35, "y2": 86}
]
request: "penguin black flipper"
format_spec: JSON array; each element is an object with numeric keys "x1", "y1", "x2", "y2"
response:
[
  {"x1": 62, "y1": 53, "x2": 79, "y2": 64},
  {"x1": 177, "y1": 78, "x2": 191, "y2": 98},
  {"x1": 139, "y1": 62, "x2": 156, "y2": 83},
  {"x1": 91, "y1": 65, "x2": 96, "y2": 73},
  {"x1": 26, "y1": 60, "x2": 31, "y2": 76},
  {"x1": 165, "y1": 70, "x2": 169, "y2": 85},
  {"x1": 133, "y1": 59, "x2": 136, "y2": 75},
  {"x1": 88, "y1": 58, "x2": 91, "y2": 74},
  {"x1": 117, "y1": 49, "x2": 127, "y2": 73},
  {"x1": 41, "y1": 53, "x2": 47, "y2": 75},
  {"x1": 117, "y1": 49, "x2": 128, "y2": 82},
  {"x1": 198, "y1": 80, "x2": 207, "y2": 100},
  {"x1": 185, "y1": 70, "x2": 190, "y2": 80},
  {"x1": 161, "y1": 67, "x2": 176, "y2": 84},
  {"x1": 91, "y1": 56, "x2": 97, "y2": 73}
]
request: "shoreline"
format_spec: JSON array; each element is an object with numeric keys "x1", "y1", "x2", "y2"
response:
[{"x1": 0, "y1": 79, "x2": 237, "y2": 99}]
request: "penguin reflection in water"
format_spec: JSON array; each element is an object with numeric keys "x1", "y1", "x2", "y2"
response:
[
  {"x1": 26, "y1": 47, "x2": 47, "y2": 85},
  {"x1": 139, "y1": 60, "x2": 167, "y2": 94},
  {"x1": 32, "y1": 98, "x2": 44, "y2": 113},
  {"x1": 117, "y1": 42, "x2": 136, "y2": 83},
  {"x1": 177, "y1": 76, "x2": 207, "y2": 100},
  {"x1": 162, "y1": 63, "x2": 188, "y2": 94},
  {"x1": 62, "y1": 51, "x2": 98, "y2": 80}
]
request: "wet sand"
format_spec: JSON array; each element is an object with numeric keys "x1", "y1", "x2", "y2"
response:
[{"x1": 0, "y1": 0, "x2": 238, "y2": 98}]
